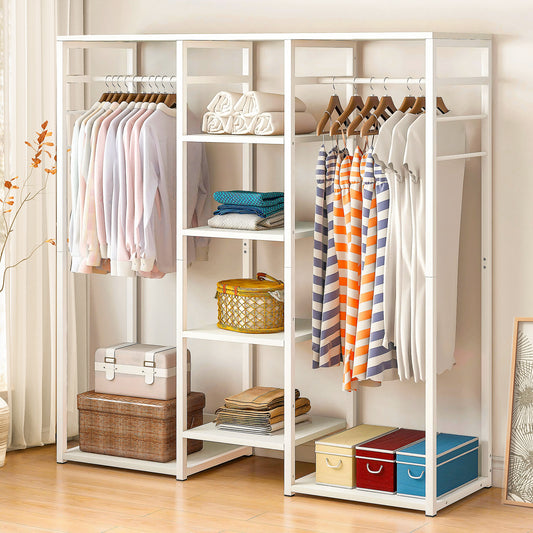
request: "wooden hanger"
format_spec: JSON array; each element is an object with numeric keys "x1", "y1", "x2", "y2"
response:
[
  {"x1": 346, "y1": 94, "x2": 379, "y2": 136},
  {"x1": 410, "y1": 78, "x2": 425, "y2": 114},
  {"x1": 329, "y1": 91, "x2": 364, "y2": 136},
  {"x1": 316, "y1": 78, "x2": 347, "y2": 135},
  {"x1": 164, "y1": 93, "x2": 176, "y2": 108},
  {"x1": 436, "y1": 96, "x2": 449, "y2": 114},
  {"x1": 397, "y1": 77, "x2": 416, "y2": 112},
  {"x1": 360, "y1": 79, "x2": 397, "y2": 136}
]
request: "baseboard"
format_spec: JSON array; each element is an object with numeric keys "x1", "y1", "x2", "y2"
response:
[{"x1": 492, "y1": 455, "x2": 504, "y2": 488}]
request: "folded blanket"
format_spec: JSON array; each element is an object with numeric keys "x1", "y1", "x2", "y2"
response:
[
  {"x1": 250, "y1": 111, "x2": 317, "y2": 135},
  {"x1": 216, "y1": 397, "x2": 311, "y2": 424},
  {"x1": 202, "y1": 112, "x2": 229, "y2": 134},
  {"x1": 208, "y1": 212, "x2": 284, "y2": 231},
  {"x1": 234, "y1": 91, "x2": 307, "y2": 117},
  {"x1": 218, "y1": 414, "x2": 310, "y2": 434},
  {"x1": 224, "y1": 386, "x2": 300, "y2": 411},
  {"x1": 206, "y1": 91, "x2": 242, "y2": 117},
  {"x1": 213, "y1": 190, "x2": 284, "y2": 207},
  {"x1": 224, "y1": 112, "x2": 254, "y2": 134},
  {"x1": 214, "y1": 203, "x2": 283, "y2": 218}
]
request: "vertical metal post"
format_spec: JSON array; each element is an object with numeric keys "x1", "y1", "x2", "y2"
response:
[
  {"x1": 241, "y1": 43, "x2": 254, "y2": 394},
  {"x1": 480, "y1": 40, "x2": 493, "y2": 485},
  {"x1": 424, "y1": 37, "x2": 438, "y2": 517},
  {"x1": 283, "y1": 39, "x2": 296, "y2": 497},
  {"x1": 175, "y1": 39, "x2": 188, "y2": 481},
  {"x1": 125, "y1": 43, "x2": 138, "y2": 343},
  {"x1": 56, "y1": 40, "x2": 68, "y2": 463}
]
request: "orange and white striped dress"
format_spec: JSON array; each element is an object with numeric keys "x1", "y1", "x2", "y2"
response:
[
  {"x1": 352, "y1": 148, "x2": 377, "y2": 382},
  {"x1": 333, "y1": 153, "x2": 353, "y2": 360},
  {"x1": 343, "y1": 146, "x2": 364, "y2": 390}
]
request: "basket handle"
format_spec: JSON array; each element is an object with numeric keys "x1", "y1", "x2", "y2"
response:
[{"x1": 257, "y1": 272, "x2": 283, "y2": 285}]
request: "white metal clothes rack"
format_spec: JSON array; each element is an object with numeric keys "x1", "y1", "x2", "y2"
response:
[{"x1": 55, "y1": 32, "x2": 492, "y2": 516}]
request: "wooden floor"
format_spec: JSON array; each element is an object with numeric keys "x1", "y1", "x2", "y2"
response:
[{"x1": 0, "y1": 446, "x2": 531, "y2": 533}]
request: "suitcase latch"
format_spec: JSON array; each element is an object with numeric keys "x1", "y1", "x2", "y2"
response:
[
  {"x1": 143, "y1": 359, "x2": 156, "y2": 385},
  {"x1": 104, "y1": 357, "x2": 117, "y2": 380}
]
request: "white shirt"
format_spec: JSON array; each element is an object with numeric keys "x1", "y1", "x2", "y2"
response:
[{"x1": 403, "y1": 114, "x2": 466, "y2": 378}]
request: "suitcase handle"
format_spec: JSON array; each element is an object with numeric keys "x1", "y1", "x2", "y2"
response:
[
  {"x1": 407, "y1": 468, "x2": 425, "y2": 480},
  {"x1": 366, "y1": 463, "x2": 383, "y2": 475},
  {"x1": 325, "y1": 457, "x2": 343, "y2": 470}
]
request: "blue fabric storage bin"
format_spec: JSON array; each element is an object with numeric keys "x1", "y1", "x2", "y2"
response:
[{"x1": 396, "y1": 433, "x2": 479, "y2": 497}]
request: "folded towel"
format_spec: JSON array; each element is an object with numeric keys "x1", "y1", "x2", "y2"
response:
[
  {"x1": 202, "y1": 112, "x2": 229, "y2": 134},
  {"x1": 250, "y1": 111, "x2": 317, "y2": 136},
  {"x1": 208, "y1": 212, "x2": 284, "y2": 231},
  {"x1": 214, "y1": 203, "x2": 283, "y2": 218},
  {"x1": 206, "y1": 91, "x2": 242, "y2": 117},
  {"x1": 234, "y1": 91, "x2": 307, "y2": 117},
  {"x1": 218, "y1": 415, "x2": 310, "y2": 434},
  {"x1": 215, "y1": 398, "x2": 311, "y2": 426},
  {"x1": 213, "y1": 190, "x2": 284, "y2": 207},
  {"x1": 224, "y1": 112, "x2": 254, "y2": 134},
  {"x1": 224, "y1": 387, "x2": 300, "y2": 411}
]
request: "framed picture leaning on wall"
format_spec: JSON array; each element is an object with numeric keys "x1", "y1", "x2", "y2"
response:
[{"x1": 503, "y1": 317, "x2": 533, "y2": 507}]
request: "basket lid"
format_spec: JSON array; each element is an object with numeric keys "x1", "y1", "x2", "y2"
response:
[{"x1": 217, "y1": 273, "x2": 283, "y2": 293}]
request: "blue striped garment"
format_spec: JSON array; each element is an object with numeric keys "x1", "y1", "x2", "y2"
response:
[
  {"x1": 312, "y1": 144, "x2": 329, "y2": 367},
  {"x1": 366, "y1": 154, "x2": 398, "y2": 381}
]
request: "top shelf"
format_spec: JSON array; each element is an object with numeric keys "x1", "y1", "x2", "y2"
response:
[{"x1": 57, "y1": 32, "x2": 492, "y2": 43}]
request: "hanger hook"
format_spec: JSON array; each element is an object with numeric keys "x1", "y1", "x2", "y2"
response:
[
  {"x1": 332, "y1": 76, "x2": 336, "y2": 94},
  {"x1": 406, "y1": 77, "x2": 412, "y2": 94},
  {"x1": 383, "y1": 76, "x2": 388, "y2": 94},
  {"x1": 105, "y1": 75, "x2": 110, "y2": 90},
  {"x1": 113, "y1": 75, "x2": 119, "y2": 92},
  {"x1": 418, "y1": 77, "x2": 424, "y2": 93},
  {"x1": 369, "y1": 77, "x2": 374, "y2": 94}
]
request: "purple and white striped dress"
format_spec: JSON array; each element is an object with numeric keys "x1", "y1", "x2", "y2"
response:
[{"x1": 312, "y1": 144, "x2": 329, "y2": 367}]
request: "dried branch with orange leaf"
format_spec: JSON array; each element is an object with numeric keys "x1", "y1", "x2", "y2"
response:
[{"x1": 0, "y1": 121, "x2": 56, "y2": 292}]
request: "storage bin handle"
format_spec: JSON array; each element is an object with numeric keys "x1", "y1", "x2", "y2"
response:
[
  {"x1": 366, "y1": 463, "x2": 383, "y2": 475},
  {"x1": 325, "y1": 457, "x2": 343, "y2": 469},
  {"x1": 256, "y1": 272, "x2": 283, "y2": 286},
  {"x1": 407, "y1": 468, "x2": 425, "y2": 480}
]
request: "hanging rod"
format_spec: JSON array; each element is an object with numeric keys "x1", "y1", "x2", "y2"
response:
[{"x1": 294, "y1": 76, "x2": 425, "y2": 85}]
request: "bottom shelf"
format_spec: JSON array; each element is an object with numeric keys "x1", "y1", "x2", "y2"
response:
[
  {"x1": 63, "y1": 442, "x2": 252, "y2": 477},
  {"x1": 292, "y1": 473, "x2": 491, "y2": 512}
]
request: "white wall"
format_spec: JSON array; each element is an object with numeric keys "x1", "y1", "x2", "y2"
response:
[{"x1": 78, "y1": 0, "x2": 533, "y2": 481}]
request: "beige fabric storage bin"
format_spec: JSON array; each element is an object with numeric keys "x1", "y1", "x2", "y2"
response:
[
  {"x1": 95, "y1": 343, "x2": 191, "y2": 400},
  {"x1": 315, "y1": 424, "x2": 396, "y2": 488}
]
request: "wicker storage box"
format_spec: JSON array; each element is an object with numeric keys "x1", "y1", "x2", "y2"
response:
[
  {"x1": 216, "y1": 272, "x2": 284, "y2": 333},
  {"x1": 78, "y1": 391, "x2": 205, "y2": 462}
]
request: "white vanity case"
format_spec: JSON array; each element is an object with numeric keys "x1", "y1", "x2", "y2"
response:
[{"x1": 95, "y1": 343, "x2": 191, "y2": 400}]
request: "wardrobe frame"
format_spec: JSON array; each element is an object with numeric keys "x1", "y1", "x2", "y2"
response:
[{"x1": 55, "y1": 32, "x2": 492, "y2": 517}]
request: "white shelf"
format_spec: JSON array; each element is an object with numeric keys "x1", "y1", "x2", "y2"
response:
[
  {"x1": 182, "y1": 133, "x2": 325, "y2": 145},
  {"x1": 183, "y1": 318, "x2": 311, "y2": 346},
  {"x1": 183, "y1": 416, "x2": 346, "y2": 451},
  {"x1": 183, "y1": 221, "x2": 313, "y2": 241},
  {"x1": 292, "y1": 473, "x2": 490, "y2": 512},
  {"x1": 63, "y1": 442, "x2": 252, "y2": 477}
]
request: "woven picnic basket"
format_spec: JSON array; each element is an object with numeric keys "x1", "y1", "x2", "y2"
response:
[{"x1": 216, "y1": 273, "x2": 284, "y2": 334}]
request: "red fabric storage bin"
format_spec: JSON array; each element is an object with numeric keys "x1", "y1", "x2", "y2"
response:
[{"x1": 356, "y1": 428, "x2": 425, "y2": 492}]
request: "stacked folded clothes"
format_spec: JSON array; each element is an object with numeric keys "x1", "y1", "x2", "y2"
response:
[
  {"x1": 208, "y1": 190, "x2": 284, "y2": 231},
  {"x1": 215, "y1": 386, "x2": 311, "y2": 434},
  {"x1": 202, "y1": 91, "x2": 317, "y2": 135}
]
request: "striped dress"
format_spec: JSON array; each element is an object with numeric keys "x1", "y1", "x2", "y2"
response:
[
  {"x1": 333, "y1": 153, "x2": 353, "y2": 360},
  {"x1": 366, "y1": 158, "x2": 399, "y2": 381},
  {"x1": 343, "y1": 147, "x2": 364, "y2": 390},
  {"x1": 312, "y1": 145, "x2": 343, "y2": 368},
  {"x1": 352, "y1": 148, "x2": 377, "y2": 382},
  {"x1": 312, "y1": 144, "x2": 329, "y2": 367}
]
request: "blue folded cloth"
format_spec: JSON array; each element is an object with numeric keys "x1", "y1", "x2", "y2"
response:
[
  {"x1": 213, "y1": 203, "x2": 284, "y2": 218},
  {"x1": 213, "y1": 190, "x2": 284, "y2": 207}
]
